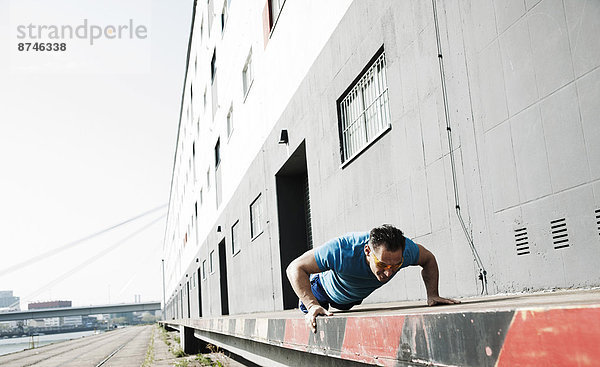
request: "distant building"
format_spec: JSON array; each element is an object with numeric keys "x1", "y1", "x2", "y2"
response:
[
  {"x1": 44, "y1": 318, "x2": 60, "y2": 327},
  {"x1": 63, "y1": 316, "x2": 83, "y2": 327},
  {"x1": 0, "y1": 290, "x2": 20, "y2": 310},
  {"x1": 26, "y1": 319, "x2": 45, "y2": 328},
  {"x1": 28, "y1": 300, "x2": 73, "y2": 327},
  {"x1": 28, "y1": 300, "x2": 72, "y2": 310}
]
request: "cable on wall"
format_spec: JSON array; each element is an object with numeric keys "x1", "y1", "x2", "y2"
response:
[{"x1": 431, "y1": 0, "x2": 488, "y2": 295}]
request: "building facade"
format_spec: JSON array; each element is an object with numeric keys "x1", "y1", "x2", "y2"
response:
[
  {"x1": 0, "y1": 291, "x2": 20, "y2": 311},
  {"x1": 28, "y1": 300, "x2": 74, "y2": 327},
  {"x1": 163, "y1": 0, "x2": 600, "y2": 319}
]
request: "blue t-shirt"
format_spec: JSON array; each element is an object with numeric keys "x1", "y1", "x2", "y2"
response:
[{"x1": 313, "y1": 232, "x2": 420, "y2": 304}]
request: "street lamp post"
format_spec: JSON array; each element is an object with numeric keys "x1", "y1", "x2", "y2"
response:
[{"x1": 161, "y1": 259, "x2": 166, "y2": 316}]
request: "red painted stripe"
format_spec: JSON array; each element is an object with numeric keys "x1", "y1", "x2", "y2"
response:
[
  {"x1": 341, "y1": 316, "x2": 404, "y2": 366},
  {"x1": 283, "y1": 318, "x2": 311, "y2": 351},
  {"x1": 497, "y1": 308, "x2": 600, "y2": 367}
]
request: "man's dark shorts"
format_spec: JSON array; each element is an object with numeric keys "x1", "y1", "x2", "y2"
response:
[{"x1": 299, "y1": 274, "x2": 362, "y2": 313}]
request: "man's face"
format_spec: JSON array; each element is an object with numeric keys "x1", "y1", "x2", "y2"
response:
[{"x1": 364, "y1": 242, "x2": 404, "y2": 282}]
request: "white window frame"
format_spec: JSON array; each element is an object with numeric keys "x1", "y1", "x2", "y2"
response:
[
  {"x1": 209, "y1": 250, "x2": 215, "y2": 274},
  {"x1": 206, "y1": 167, "x2": 211, "y2": 190},
  {"x1": 250, "y1": 194, "x2": 263, "y2": 239},
  {"x1": 211, "y1": 49, "x2": 217, "y2": 84},
  {"x1": 242, "y1": 49, "x2": 253, "y2": 100},
  {"x1": 269, "y1": 0, "x2": 286, "y2": 32},
  {"x1": 221, "y1": 0, "x2": 228, "y2": 34},
  {"x1": 202, "y1": 260, "x2": 206, "y2": 280},
  {"x1": 200, "y1": 17, "x2": 204, "y2": 42},
  {"x1": 231, "y1": 220, "x2": 240, "y2": 255},
  {"x1": 226, "y1": 105, "x2": 233, "y2": 138},
  {"x1": 338, "y1": 50, "x2": 391, "y2": 166}
]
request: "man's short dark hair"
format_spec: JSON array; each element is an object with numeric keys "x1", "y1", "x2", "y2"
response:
[{"x1": 369, "y1": 224, "x2": 405, "y2": 252}]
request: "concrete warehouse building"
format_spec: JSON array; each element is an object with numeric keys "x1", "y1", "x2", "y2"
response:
[{"x1": 162, "y1": 0, "x2": 600, "y2": 320}]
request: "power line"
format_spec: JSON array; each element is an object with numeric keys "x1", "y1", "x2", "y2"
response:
[
  {"x1": 0, "y1": 204, "x2": 167, "y2": 278},
  {"x1": 11, "y1": 214, "x2": 166, "y2": 308}
]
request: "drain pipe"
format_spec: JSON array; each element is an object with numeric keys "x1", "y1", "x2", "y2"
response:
[{"x1": 431, "y1": 0, "x2": 488, "y2": 294}]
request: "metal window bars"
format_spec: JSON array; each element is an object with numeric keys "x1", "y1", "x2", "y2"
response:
[{"x1": 339, "y1": 52, "x2": 390, "y2": 163}]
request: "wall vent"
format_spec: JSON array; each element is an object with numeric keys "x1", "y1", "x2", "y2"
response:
[
  {"x1": 514, "y1": 228, "x2": 530, "y2": 255},
  {"x1": 596, "y1": 209, "x2": 600, "y2": 236},
  {"x1": 551, "y1": 218, "x2": 569, "y2": 249}
]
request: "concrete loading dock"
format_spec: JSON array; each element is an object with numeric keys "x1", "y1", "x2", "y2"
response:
[{"x1": 162, "y1": 289, "x2": 600, "y2": 366}]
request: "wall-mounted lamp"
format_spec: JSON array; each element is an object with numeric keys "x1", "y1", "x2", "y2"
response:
[
  {"x1": 278, "y1": 129, "x2": 289, "y2": 145},
  {"x1": 217, "y1": 225, "x2": 222, "y2": 233},
  {"x1": 196, "y1": 258, "x2": 199, "y2": 263},
  {"x1": 185, "y1": 274, "x2": 188, "y2": 277}
]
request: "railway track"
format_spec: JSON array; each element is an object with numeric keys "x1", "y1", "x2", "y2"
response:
[{"x1": 0, "y1": 325, "x2": 152, "y2": 367}]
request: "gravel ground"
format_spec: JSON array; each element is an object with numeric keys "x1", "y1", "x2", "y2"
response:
[{"x1": 148, "y1": 325, "x2": 246, "y2": 367}]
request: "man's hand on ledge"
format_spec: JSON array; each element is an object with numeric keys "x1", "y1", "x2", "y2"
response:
[
  {"x1": 427, "y1": 295, "x2": 461, "y2": 306},
  {"x1": 305, "y1": 304, "x2": 333, "y2": 333}
]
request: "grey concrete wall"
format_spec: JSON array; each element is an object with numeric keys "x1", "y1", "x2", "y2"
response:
[
  {"x1": 454, "y1": 0, "x2": 600, "y2": 292},
  {"x1": 166, "y1": 0, "x2": 600, "y2": 316}
]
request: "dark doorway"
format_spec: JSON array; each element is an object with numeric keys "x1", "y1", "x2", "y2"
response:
[
  {"x1": 218, "y1": 239, "x2": 229, "y2": 315},
  {"x1": 275, "y1": 141, "x2": 313, "y2": 310},
  {"x1": 186, "y1": 281, "x2": 191, "y2": 318},
  {"x1": 197, "y1": 268, "x2": 203, "y2": 317}
]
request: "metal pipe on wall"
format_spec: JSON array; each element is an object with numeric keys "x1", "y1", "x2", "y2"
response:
[{"x1": 431, "y1": 0, "x2": 488, "y2": 294}]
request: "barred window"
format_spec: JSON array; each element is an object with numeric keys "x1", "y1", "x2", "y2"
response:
[
  {"x1": 231, "y1": 220, "x2": 240, "y2": 255},
  {"x1": 226, "y1": 106, "x2": 233, "y2": 137},
  {"x1": 250, "y1": 194, "x2": 263, "y2": 239},
  {"x1": 269, "y1": 0, "x2": 286, "y2": 30},
  {"x1": 338, "y1": 50, "x2": 391, "y2": 164},
  {"x1": 242, "y1": 49, "x2": 253, "y2": 99}
]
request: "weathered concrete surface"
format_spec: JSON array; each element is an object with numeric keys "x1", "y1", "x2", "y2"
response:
[{"x1": 163, "y1": 289, "x2": 600, "y2": 366}]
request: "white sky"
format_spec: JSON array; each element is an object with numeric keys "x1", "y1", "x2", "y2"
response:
[{"x1": 0, "y1": 0, "x2": 193, "y2": 309}]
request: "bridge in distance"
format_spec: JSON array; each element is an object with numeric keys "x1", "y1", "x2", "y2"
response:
[{"x1": 0, "y1": 302, "x2": 161, "y2": 322}]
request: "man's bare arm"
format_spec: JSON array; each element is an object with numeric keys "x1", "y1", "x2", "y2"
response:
[
  {"x1": 286, "y1": 249, "x2": 332, "y2": 332},
  {"x1": 416, "y1": 244, "x2": 460, "y2": 306}
]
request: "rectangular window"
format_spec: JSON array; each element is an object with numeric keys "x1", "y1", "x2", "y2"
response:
[
  {"x1": 209, "y1": 250, "x2": 215, "y2": 274},
  {"x1": 200, "y1": 17, "x2": 204, "y2": 41},
  {"x1": 250, "y1": 194, "x2": 263, "y2": 239},
  {"x1": 199, "y1": 188, "x2": 203, "y2": 205},
  {"x1": 269, "y1": 0, "x2": 286, "y2": 30},
  {"x1": 206, "y1": 167, "x2": 211, "y2": 189},
  {"x1": 231, "y1": 220, "x2": 240, "y2": 255},
  {"x1": 226, "y1": 106, "x2": 233, "y2": 138},
  {"x1": 242, "y1": 49, "x2": 253, "y2": 98},
  {"x1": 221, "y1": 0, "x2": 228, "y2": 33},
  {"x1": 338, "y1": 50, "x2": 391, "y2": 164},
  {"x1": 192, "y1": 143, "x2": 196, "y2": 181},
  {"x1": 211, "y1": 49, "x2": 217, "y2": 83},
  {"x1": 214, "y1": 138, "x2": 221, "y2": 168},
  {"x1": 202, "y1": 260, "x2": 206, "y2": 280}
]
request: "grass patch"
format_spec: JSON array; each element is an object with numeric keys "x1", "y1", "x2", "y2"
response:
[
  {"x1": 174, "y1": 359, "x2": 190, "y2": 367},
  {"x1": 140, "y1": 326, "x2": 156, "y2": 367}
]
